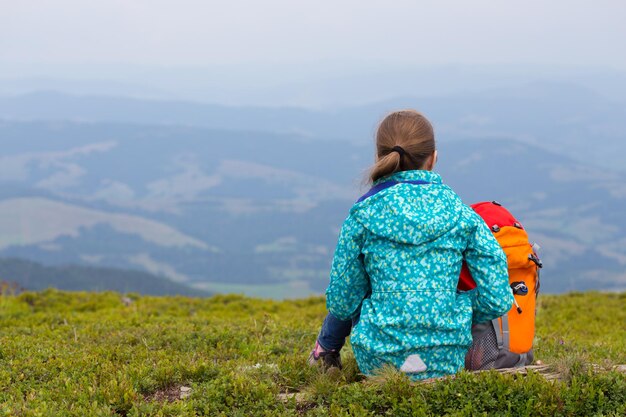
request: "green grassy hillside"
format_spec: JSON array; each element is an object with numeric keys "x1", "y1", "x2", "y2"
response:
[{"x1": 0, "y1": 290, "x2": 624, "y2": 416}]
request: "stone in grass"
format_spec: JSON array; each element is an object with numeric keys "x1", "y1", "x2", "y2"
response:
[
  {"x1": 277, "y1": 392, "x2": 307, "y2": 403},
  {"x1": 180, "y1": 386, "x2": 192, "y2": 399}
]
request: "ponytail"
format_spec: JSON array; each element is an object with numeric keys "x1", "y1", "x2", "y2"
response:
[{"x1": 370, "y1": 151, "x2": 402, "y2": 183}]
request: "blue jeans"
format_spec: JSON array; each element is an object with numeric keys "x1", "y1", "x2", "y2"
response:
[{"x1": 317, "y1": 312, "x2": 361, "y2": 351}]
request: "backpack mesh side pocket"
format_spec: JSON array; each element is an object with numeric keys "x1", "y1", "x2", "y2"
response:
[{"x1": 465, "y1": 322, "x2": 500, "y2": 370}]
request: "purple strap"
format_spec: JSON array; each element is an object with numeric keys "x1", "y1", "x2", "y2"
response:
[{"x1": 356, "y1": 180, "x2": 430, "y2": 203}]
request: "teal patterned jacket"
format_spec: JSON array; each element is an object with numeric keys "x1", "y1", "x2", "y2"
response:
[{"x1": 325, "y1": 170, "x2": 513, "y2": 380}]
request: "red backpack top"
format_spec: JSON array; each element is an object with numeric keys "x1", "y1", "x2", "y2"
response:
[{"x1": 458, "y1": 201, "x2": 536, "y2": 292}]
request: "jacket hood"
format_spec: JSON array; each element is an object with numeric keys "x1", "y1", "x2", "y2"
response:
[{"x1": 350, "y1": 170, "x2": 464, "y2": 245}]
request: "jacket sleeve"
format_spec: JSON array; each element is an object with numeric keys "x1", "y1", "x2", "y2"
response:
[
  {"x1": 464, "y1": 216, "x2": 514, "y2": 324},
  {"x1": 325, "y1": 214, "x2": 370, "y2": 321}
]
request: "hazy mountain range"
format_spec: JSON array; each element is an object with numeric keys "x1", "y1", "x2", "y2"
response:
[
  {"x1": 0, "y1": 83, "x2": 624, "y2": 297},
  {"x1": 3, "y1": 66, "x2": 626, "y2": 107},
  {"x1": 2, "y1": 83, "x2": 625, "y2": 173}
]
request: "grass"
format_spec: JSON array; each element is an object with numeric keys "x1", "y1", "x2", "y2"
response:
[{"x1": 0, "y1": 289, "x2": 624, "y2": 416}]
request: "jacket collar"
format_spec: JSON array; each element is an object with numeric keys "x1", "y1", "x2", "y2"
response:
[{"x1": 372, "y1": 170, "x2": 443, "y2": 186}]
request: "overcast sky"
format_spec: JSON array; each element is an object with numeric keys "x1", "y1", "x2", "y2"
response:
[{"x1": 1, "y1": 0, "x2": 626, "y2": 77}]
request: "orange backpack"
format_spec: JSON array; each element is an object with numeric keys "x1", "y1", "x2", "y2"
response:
[{"x1": 462, "y1": 201, "x2": 543, "y2": 370}]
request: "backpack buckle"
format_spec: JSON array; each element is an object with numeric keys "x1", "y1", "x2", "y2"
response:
[{"x1": 528, "y1": 254, "x2": 543, "y2": 268}]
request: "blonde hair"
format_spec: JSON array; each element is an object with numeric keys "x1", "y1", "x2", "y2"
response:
[{"x1": 369, "y1": 110, "x2": 436, "y2": 183}]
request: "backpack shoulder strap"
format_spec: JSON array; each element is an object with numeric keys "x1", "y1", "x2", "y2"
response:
[
  {"x1": 492, "y1": 319, "x2": 504, "y2": 349},
  {"x1": 492, "y1": 316, "x2": 511, "y2": 351}
]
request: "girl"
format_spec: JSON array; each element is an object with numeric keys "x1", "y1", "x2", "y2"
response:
[{"x1": 309, "y1": 110, "x2": 514, "y2": 380}]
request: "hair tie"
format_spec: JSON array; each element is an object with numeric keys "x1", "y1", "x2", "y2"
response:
[{"x1": 391, "y1": 146, "x2": 406, "y2": 157}]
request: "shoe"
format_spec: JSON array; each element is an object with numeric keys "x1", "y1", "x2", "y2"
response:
[{"x1": 308, "y1": 342, "x2": 342, "y2": 370}]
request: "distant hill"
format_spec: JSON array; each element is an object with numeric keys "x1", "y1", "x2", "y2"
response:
[
  {"x1": 0, "y1": 119, "x2": 624, "y2": 296},
  {"x1": 0, "y1": 258, "x2": 210, "y2": 296},
  {"x1": 1, "y1": 87, "x2": 625, "y2": 171}
]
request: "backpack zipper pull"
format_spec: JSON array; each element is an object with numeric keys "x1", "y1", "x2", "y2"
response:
[{"x1": 510, "y1": 282, "x2": 526, "y2": 314}]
